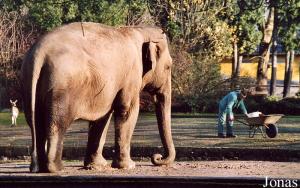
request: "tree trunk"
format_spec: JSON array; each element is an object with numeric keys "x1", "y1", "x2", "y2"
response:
[
  {"x1": 284, "y1": 51, "x2": 291, "y2": 96},
  {"x1": 231, "y1": 40, "x2": 238, "y2": 89},
  {"x1": 236, "y1": 55, "x2": 242, "y2": 89},
  {"x1": 237, "y1": 55, "x2": 242, "y2": 77},
  {"x1": 270, "y1": 40, "x2": 278, "y2": 96},
  {"x1": 270, "y1": 7, "x2": 279, "y2": 96},
  {"x1": 283, "y1": 50, "x2": 294, "y2": 97},
  {"x1": 256, "y1": 7, "x2": 275, "y2": 95}
]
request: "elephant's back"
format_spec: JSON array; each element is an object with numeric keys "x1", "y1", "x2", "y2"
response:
[
  {"x1": 23, "y1": 22, "x2": 142, "y2": 121},
  {"x1": 39, "y1": 22, "x2": 141, "y2": 88},
  {"x1": 39, "y1": 22, "x2": 126, "y2": 45}
]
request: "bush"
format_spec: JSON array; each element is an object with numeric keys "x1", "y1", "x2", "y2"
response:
[
  {"x1": 247, "y1": 96, "x2": 300, "y2": 115},
  {"x1": 171, "y1": 91, "x2": 300, "y2": 115},
  {"x1": 265, "y1": 95, "x2": 280, "y2": 102}
]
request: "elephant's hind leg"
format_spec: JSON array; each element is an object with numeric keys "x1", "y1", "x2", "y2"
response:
[
  {"x1": 29, "y1": 110, "x2": 47, "y2": 173},
  {"x1": 84, "y1": 112, "x2": 112, "y2": 170},
  {"x1": 36, "y1": 123, "x2": 47, "y2": 172},
  {"x1": 112, "y1": 96, "x2": 139, "y2": 169},
  {"x1": 44, "y1": 95, "x2": 73, "y2": 173},
  {"x1": 46, "y1": 125, "x2": 66, "y2": 173}
]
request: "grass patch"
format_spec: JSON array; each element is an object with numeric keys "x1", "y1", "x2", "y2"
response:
[
  {"x1": 0, "y1": 112, "x2": 27, "y2": 127},
  {"x1": 0, "y1": 112, "x2": 299, "y2": 128},
  {"x1": 280, "y1": 116, "x2": 300, "y2": 123},
  {"x1": 171, "y1": 113, "x2": 216, "y2": 118}
]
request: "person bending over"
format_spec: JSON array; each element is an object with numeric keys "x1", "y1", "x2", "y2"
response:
[{"x1": 217, "y1": 88, "x2": 252, "y2": 138}]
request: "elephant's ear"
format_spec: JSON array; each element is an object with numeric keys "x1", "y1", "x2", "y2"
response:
[{"x1": 142, "y1": 42, "x2": 157, "y2": 76}]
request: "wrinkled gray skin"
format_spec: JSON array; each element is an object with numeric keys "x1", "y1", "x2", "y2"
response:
[{"x1": 21, "y1": 22, "x2": 175, "y2": 173}]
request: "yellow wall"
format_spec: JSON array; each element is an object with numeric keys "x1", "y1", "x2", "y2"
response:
[{"x1": 220, "y1": 56, "x2": 300, "y2": 82}]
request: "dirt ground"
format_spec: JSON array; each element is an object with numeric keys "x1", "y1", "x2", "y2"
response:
[{"x1": 0, "y1": 160, "x2": 299, "y2": 179}]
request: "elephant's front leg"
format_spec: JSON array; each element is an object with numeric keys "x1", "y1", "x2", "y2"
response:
[
  {"x1": 84, "y1": 112, "x2": 112, "y2": 170},
  {"x1": 112, "y1": 97, "x2": 139, "y2": 169}
]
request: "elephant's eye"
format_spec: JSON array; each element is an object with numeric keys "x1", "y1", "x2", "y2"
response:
[
  {"x1": 165, "y1": 64, "x2": 171, "y2": 70},
  {"x1": 156, "y1": 48, "x2": 160, "y2": 57}
]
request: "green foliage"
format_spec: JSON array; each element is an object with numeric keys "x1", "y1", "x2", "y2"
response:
[
  {"x1": 223, "y1": 0, "x2": 300, "y2": 54},
  {"x1": 1, "y1": 0, "x2": 148, "y2": 31},
  {"x1": 149, "y1": 1, "x2": 234, "y2": 112},
  {"x1": 265, "y1": 95, "x2": 280, "y2": 102},
  {"x1": 260, "y1": 97, "x2": 300, "y2": 115},
  {"x1": 0, "y1": 0, "x2": 23, "y2": 11},
  {"x1": 237, "y1": 8, "x2": 264, "y2": 53},
  {"x1": 222, "y1": 0, "x2": 264, "y2": 54},
  {"x1": 277, "y1": 0, "x2": 300, "y2": 51},
  {"x1": 74, "y1": 0, "x2": 128, "y2": 25},
  {"x1": 1, "y1": 0, "x2": 299, "y2": 112},
  {"x1": 166, "y1": 20, "x2": 181, "y2": 40},
  {"x1": 27, "y1": 1, "x2": 64, "y2": 31}
]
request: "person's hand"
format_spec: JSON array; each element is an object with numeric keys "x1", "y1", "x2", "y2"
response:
[{"x1": 228, "y1": 115, "x2": 234, "y2": 121}]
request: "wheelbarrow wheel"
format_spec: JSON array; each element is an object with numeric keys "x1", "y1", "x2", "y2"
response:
[{"x1": 265, "y1": 124, "x2": 278, "y2": 138}]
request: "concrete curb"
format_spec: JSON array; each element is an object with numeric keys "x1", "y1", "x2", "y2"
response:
[{"x1": 0, "y1": 146, "x2": 299, "y2": 162}]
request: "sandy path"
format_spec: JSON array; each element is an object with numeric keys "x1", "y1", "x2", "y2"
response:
[{"x1": 0, "y1": 160, "x2": 299, "y2": 179}]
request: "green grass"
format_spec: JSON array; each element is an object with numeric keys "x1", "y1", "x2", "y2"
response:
[
  {"x1": 0, "y1": 112, "x2": 299, "y2": 149},
  {"x1": 280, "y1": 116, "x2": 300, "y2": 123},
  {"x1": 1, "y1": 112, "x2": 300, "y2": 126},
  {"x1": 0, "y1": 112, "x2": 27, "y2": 126}
]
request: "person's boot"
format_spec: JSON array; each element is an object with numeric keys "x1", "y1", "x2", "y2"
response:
[
  {"x1": 226, "y1": 134, "x2": 237, "y2": 138},
  {"x1": 218, "y1": 133, "x2": 225, "y2": 138}
]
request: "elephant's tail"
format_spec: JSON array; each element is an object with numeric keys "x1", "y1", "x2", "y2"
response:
[{"x1": 29, "y1": 50, "x2": 46, "y2": 173}]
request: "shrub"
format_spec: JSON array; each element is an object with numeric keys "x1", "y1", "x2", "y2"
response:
[
  {"x1": 257, "y1": 97, "x2": 300, "y2": 115},
  {"x1": 265, "y1": 95, "x2": 280, "y2": 102}
]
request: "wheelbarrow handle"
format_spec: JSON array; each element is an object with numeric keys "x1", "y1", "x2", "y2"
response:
[{"x1": 235, "y1": 119, "x2": 249, "y2": 126}]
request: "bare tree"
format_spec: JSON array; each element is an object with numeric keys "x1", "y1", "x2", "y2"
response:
[{"x1": 0, "y1": 10, "x2": 36, "y2": 108}]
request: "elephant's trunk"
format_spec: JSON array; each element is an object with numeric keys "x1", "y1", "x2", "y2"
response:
[{"x1": 151, "y1": 77, "x2": 176, "y2": 166}]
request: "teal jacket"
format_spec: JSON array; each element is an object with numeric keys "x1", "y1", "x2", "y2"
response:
[{"x1": 219, "y1": 91, "x2": 247, "y2": 116}]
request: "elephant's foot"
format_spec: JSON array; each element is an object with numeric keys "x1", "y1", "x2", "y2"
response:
[
  {"x1": 30, "y1": 155, "x2": 42, "y2": 173},
  {"x1": 111, "y1": 158, "x2": 136, "y2": 169},
  {"x1": 36, "y1": 162, "x2": 49, "y2": 173},
  {"x1": 47, "y1": 161, "x2": 64, "y2": 173},
  {"x1": 84, "y1": 157, "x2": 108, "y2": 170},
  {"x1": 30, "y1": 161, "x2": 39, "y2": 173},
  {"x1": 84, "y1": 162, "x2": 107, "y2": 170}
]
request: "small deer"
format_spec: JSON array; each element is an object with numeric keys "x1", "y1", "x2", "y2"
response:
[{"x1": 10, "y1": 99, "x2": 19, "y2": 127}]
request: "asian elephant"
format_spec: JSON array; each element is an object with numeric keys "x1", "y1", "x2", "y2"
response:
[{"x1": 21, "y1": 22, "x2": 175, "y2": 173}]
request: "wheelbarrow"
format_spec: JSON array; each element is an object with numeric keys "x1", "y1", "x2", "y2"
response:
[{"x1": 236, "y1": 114, "x2": 284, "y2": 138}]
